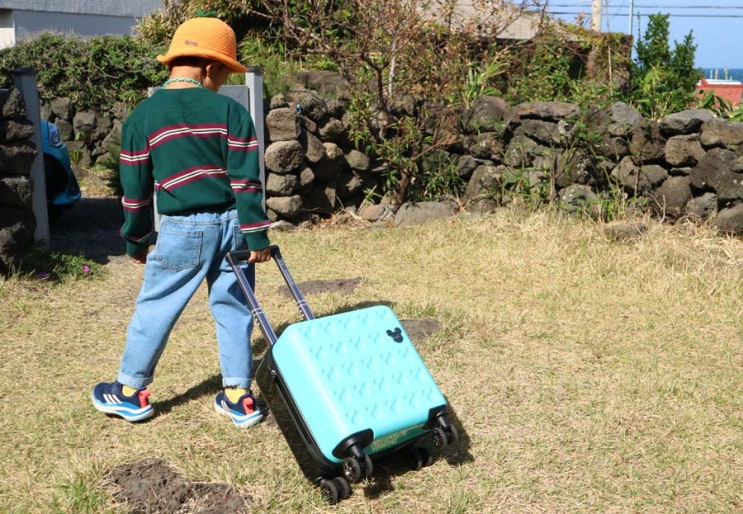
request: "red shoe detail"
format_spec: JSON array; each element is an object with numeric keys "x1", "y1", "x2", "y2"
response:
[
  {"x1": 241, "y1": 395, "x2": 255, "y2": 414},
  {"x1": 138, "y1": 389, "x2": 151, "y2": 408}
]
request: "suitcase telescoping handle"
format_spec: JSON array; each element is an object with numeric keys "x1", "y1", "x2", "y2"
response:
[{"x1": 226, "y1": 246, "x2": 315, "y2": 346}]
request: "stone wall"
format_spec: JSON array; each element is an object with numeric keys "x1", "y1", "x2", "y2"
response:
[
  {"x1": 40, "y1": 97, "x2": 124, "y2": 168},
  {"x1": 262, "y1": 89, "x2": 743, "y2": 233},
  {"x1": 452, "y1": 99, "x2": 743, "y2": 233},
  {"x1": 37, "y1": 74, "x2": 743, "y2": 234},
  {"x1": 0, "y1": 88, "x2": 36, "y2": 274}
]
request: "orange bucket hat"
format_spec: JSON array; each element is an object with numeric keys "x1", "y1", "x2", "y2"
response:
[{"x1": 157, "y1": 17, "x2": 247, "y2": 73}]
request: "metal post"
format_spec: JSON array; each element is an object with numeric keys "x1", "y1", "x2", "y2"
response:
[
  {"x1": 245, "y1": 66, "x2": 266, "y2": 210},
  {"x1": 628, "y1": 0, "x2": 634, "y2": 35},
  {"x1": 13, "y1": 68, "x2": 50, "y2": 248}
]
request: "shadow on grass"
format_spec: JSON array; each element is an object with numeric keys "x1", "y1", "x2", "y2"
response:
[
  {"x1": 361, "y1": 401, "x2": 473, "y2": 500},
  {"x1": 6, "y1": 196, "x2": 128, "y2": 281},
  {"x1": 151, "y1": 374, "x2": 223, "y2": 416},
  {"x1": 150, "y1": 354, "x2": 271, "y2": 416},
  {"x1": 50, "y1": 196, "x2": 126, "y2": 265}
]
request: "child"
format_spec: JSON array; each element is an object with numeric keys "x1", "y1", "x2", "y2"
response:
[{"x1": 91, "y1": 16, "x2": 271, "y2": 428}]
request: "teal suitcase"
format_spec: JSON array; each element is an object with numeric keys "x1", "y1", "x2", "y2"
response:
[{"x1": 228, "y1": 247, "x2": 458, "y2": 504}]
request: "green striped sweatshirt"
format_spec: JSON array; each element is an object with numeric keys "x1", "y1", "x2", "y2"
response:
[{"x1": 119, "y1": 87, "x2": 270, "y2": 257}]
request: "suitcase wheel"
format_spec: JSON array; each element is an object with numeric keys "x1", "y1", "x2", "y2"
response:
[
  {"x1": 320, "y1": 477, "x2": 351, "y2": 504},
  {"x1": 431, "y1": 424, "x2": 459, "y2": 449},
  {"x1": 334, "y1": 477, "x2": 351, "y2": 500},
  {"x1": 409, "y1": 446, "x2": 435, "y2": 471},
  {"x1": 342, "y1": 454, "x2": 373, "y2": 483}
]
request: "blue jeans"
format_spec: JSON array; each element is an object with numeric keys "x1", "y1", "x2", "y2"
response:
[{"x1": 118, "y1": 209, "x2": 256, "y2": 390}]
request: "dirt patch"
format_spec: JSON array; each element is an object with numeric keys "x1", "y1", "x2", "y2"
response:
[
  {"x1": 278, "y1": 277, "x2": 364, "y2": 297},
  {"x1": 400, "y1": 318, "x2": 443, "y2": 343},
  {"x1": 106, "y1": 458, "x2": 252, "y2": 514}
]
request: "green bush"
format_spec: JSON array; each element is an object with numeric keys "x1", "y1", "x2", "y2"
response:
[
  {"x1": 0, "y1": 33, "x2": 168, "y2": 111},
  {"x1": 629, "y1": 13, "x2": 701, "y2": 119}
]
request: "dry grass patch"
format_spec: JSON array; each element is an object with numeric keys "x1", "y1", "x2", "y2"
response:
[{"x1": 1, "y1": 209, "x2": 741, "y2": 512}]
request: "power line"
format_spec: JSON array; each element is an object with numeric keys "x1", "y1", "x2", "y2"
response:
[
  {"x1": 551, "y1": 11, "x2": 743, "y2": 17},
  {"x1": 548, "y1": 2, "x2": 743, "y2": 17},
  {"x1": 551, "y1": 5, "x2": 743, "y2": 7},
  {"x1": 552, "y1": 9, "x2": 743, "y2": 14},
  {"x1": 548, "y1": 2, "x2": 743, "y2": 15},
  {"x1": 549, "y1": 2, "x2": 743, "y2": 7},
  {"x1": 630, "y1": 5, "x2": 743, "y2": 7}
]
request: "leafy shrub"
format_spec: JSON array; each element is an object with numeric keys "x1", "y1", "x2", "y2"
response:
[
  {"x1": 0, "y1": 34, "x2": 168, "y2": 110},
  {"x1": 628, "y1": 13, "x2": 701, "y2": 119}
]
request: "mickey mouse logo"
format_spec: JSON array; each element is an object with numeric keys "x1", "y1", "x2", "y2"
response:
[{"x1": 386, "y1": 327, "x2": 404, "y2": 343}]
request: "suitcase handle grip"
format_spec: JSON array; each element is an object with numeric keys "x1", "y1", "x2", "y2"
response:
[{"x1": 227, "y1": 245, "x2": 315, "y2": 346}]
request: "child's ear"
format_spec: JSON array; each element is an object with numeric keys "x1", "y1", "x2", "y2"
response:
[{"x1": 205, "y1": 61, "x2": 224, "y2": 75}]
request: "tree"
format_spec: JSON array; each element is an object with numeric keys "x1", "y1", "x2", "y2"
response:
[{"x1": 630, "y1": 13, "x2": 701, "y2": 119}]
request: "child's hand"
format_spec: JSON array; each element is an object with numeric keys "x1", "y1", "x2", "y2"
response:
[
  {"x1": 131, "y1": 250, "x2": 148, "y2": 264},
  {"x1": 131, "y1": 245, "x2": 153, "y2": 264},
  {"x1": 248, "y1": 248, "x2": 272, "y2": 263}
]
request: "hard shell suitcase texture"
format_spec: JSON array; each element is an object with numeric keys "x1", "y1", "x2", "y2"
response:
[{"x1": 228, "y1": 247, "x2": 458, "y2": 503}]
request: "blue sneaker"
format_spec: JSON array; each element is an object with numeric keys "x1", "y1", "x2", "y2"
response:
[
  {"x1": 214, "y1": 390, "x2": 264, "y2": 428},
  {"x1": 91, "y1": 381, "x2": 154, "y2": 422}
]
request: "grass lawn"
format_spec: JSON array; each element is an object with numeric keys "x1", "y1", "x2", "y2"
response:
[{"x1": 1, "y1": 208, "x2": 741, "y2": 513}]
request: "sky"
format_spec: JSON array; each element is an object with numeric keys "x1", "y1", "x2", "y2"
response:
[{"x1": 544, "y1": 1, "x2": 743, "y2": 70}]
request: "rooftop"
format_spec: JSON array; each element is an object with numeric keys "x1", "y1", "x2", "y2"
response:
[{"x1": 696, "y1": 77, "x2": 743, "y2": 107}]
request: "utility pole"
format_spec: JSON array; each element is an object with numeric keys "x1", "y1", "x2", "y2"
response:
[
  {"x1": 592, "y1": 0, "x2": 602, "y2": 32},
  {"x1": 629, "y1": 0, "x2": 634, "y2": 35}
]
